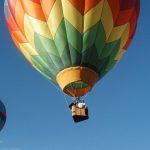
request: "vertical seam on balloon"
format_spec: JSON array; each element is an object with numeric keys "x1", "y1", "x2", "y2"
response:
[
  {"x1": 7, "y1": 0, "x2": 25, "y2": 35},
  {"x1": 103, "y1": 5, "x2": 137, "y2": 73},
  {"x1": 123, "y1": 1, "x2": 140, "y2": 49},
  {"x1": 115, "y1": 6, "x2": 140, "y2": 61},
  {"x1": 46, "y1": 0, "x2": 72, "y2": 69},
  {"x1": 32, "y1": 54, "x2": 57, "y2": 81},
  {"x1": 59, "y1": 0, "x2": 73, "y2": 67},
  {"x1": 80, "y1": 0, "x2": 106, "y2": 73},
  {"x1": 98, "y1": 1, "x2": 132, "y2": 56},
  {"x1": 34, "y1": 33, "x2": 62, "y2": 73},
  {"x1": 94, "y1": 0, "x2": 137, "y2": 75},
  {"x1": 57, "y1": 8, "x2": 73, "y2": 67},
  {"x1": 33, "y1": 0, "x2": 66, "y2": 72},
  {"x1": 29, "y1": 0, "x2": 65, "y2": 71},
  {"x1": 60, "y1": 0, "x2": 75, "y2": 66},
  {"x1": 9, "y1": 0, "x2": 59, "y2": 81},
  {"x1": 118, "y1": 4, "x2": 139, "y2": 50},
  {"x1": 5, "y1": 1, "x2": 34, "y2": 64},
  {"x1": 80, "y1": 0, "x2": 85, "y2": 66},
  {"x1": 90, "y1": 0, "x2": 106, "y2": 54}
]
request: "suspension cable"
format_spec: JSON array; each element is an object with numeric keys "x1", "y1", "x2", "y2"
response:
[
  {"x1": 63, "y1": 93, "x2": 69, "y2": 107},
  {"x1": 50, "y1": 82, "x2": 62, "y2": 92},
  {"x1": 50, "y1": 81, "x2": 89, "y2": 108},
  {"x1": 50, "y1": 82, "x2": 71, "y2": 108}
]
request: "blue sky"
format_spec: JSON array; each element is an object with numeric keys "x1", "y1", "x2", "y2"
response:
[{"x1": 0, "y1": 1, "x2": 150, "y2": 150}]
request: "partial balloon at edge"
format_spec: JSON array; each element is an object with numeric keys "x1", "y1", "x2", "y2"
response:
[{"x1": 0, "y1": 100, "x2": 6, "y2": 131}]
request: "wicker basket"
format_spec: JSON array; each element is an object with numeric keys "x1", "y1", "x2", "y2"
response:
[{"x1": 70, "y1": 104, "x2": 89, "y2": 123}]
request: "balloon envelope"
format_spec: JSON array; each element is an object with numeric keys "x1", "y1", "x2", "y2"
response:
[
  {"x1": 0, "y1": 100, "x2": 6, "y2": 131},
  {"x1": 4, "y1": 0, "x2": 140, "y2": 97}
]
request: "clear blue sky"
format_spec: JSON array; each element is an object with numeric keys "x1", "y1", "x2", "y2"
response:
[{"x1": 0, "y1": 1, "x2": 150, "y2": 150}]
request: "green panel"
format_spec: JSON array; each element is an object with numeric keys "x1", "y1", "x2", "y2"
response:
[
  {"x1": 32, "y1": 21, "x2": 123, "y2": 85},
  {"x1": 34, "y1": 33, "x2": 64, "y2": 71},
  {"x1": 97, "y1": 58, "x2": 110, "y2": 77},
  {"x1": 67, "y1": 82, "x2": 89, "y2": 90},
  {"x1": 54, "y1": 20, "x2": 72, "y2": 67},
  {"x1": 54, "y1": 20, "x2": 68, "y2": 56},
  {"x1": 64, "y1": 19, "x2": 82, "y2": 52},
  {"x1": 100, "y1": 60, "x2": 117, "y2": 78},
  {"x1": 34, "y1": 32, "x2": 59, "y2": 57},
  {"x1": 31, "y1": 56, "x2": 56, "y2": 82},
  {"x1": 98, "y1": 40, "x2": 121, "y2": 77},
  {"x1": 83, "y1": 22, "x2": 100, "y2": 52},
  {"x1": 95, "y1": 21, "x2": 106, "y2": 57},
  {"x1": 68, "y1": 44, "x2": 81, "y2": 66},
  {"x1": 106, "y1": 60, "x2": 117, "y2": 72},
  {"x1": 60, "y1": 44, "x2": 72, "y2": 67},
  {"x1": 81, "y1": 45, "x2": 99, "y2": 72},
  {"x1": 100, "y1": 40, "x2": 120, "y2": 59},
  {"x1": 32, "y1": 52, "x2": 57, "y2": 76},
  {"x1": 108, "y1": 40, "x2": 121, "y2": 63},
  {"x1": 48, "y1": 54, "x2": 65, "y2": 72}
]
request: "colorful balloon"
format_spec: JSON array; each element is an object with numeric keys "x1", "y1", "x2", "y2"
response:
[
  {"x1": 0, "y1": 100, "x2": 6, "y2": 131},
  {"x1": 4, "y1": 0, "x2": 140, "y2": 97}
]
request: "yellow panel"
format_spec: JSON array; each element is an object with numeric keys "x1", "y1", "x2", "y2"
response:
[
  {"x1": 47, "y1": 0, "x2": 63, "y2": 38},
  {"x1": 120, "y1": 23, "x2": 130, "y2": 49},
  {"x1": 114, "y1": 24, "x2": 129, "y2": 61},
  {"x1": 32, "y1": 65, "x2": 42, "y2": 73},
  {"x1": 24, "y1": 14, "x2": 36, "y2": 48},
  {"x1": 18, "y1": 43, "x2": 33, "y2": 65},
  {"x1": 84, "y1": 0, "x2": 104, "y2": 32},
  {"x1": 107, "y1": 24, "x2": 128, "y2": 42},
  {"x1": 19, "y1": 43, "x2": 38, "y2": 55},
  {"x1": 61, "y1": 0, "x2": 83, "y2": 33},
  {"x1": 115, "y1": 49, "x2": 126, "y2": 61},
  {"x1": 15, "y1": 0, "x2": 25, "y2": 32},
  {"x1": 101, "y1": 0, "x2": 113, "y2": 40},
  {"x1": 25, "y1": 14, "x2": 52, "y2": 39}
]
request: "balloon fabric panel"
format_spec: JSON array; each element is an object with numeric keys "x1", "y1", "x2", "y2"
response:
[{"x1": 4, "y1": 0, "x2": 140, "y2": 94}]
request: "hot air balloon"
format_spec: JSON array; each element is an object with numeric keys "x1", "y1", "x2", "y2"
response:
[
  {"x1": 4, "y1": 0, "x2": 140, "y2": 122},
  {"x1": 0, "y1": 100, "x2": 6, "y2": 131}
]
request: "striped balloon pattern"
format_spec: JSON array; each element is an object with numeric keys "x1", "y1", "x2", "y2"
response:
[
  {"x1": 0, "y1": 100, "x2": 6, "y2": 131},
  {"x1": 4, "y1": 0, "x2": 140, "y2": 94}
]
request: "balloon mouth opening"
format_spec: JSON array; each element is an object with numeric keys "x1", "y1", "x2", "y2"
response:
[
  {"x1": 56, "y1": 66, "x2": 99, "y2": 97},
  {"x1": 64, "y1": 81, "x2": 91, "y2": 97}
]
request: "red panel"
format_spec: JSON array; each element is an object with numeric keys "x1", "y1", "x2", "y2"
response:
[
  {"x1": 115, "y1": 8, "x2": 134, "y2": 26},
  {"x1": 6, "y1": 18, "x2": 18, "y2": 31},
  {"x1": 70, "y1": 0, "x2": 101, "y2": 15},
  {"x1": 120, "y1": 0, "x2": 136, "y2": 10},
  {"x1": 31, "y1": 0, "x2": 41, "y2": 4},
  {"x1": 108, "y1": 0, "x2": 120, "y2": 23},
  {"x1": 8, "y1": 0, "x2": 17, "y2": 18},
  {"x1": 41, "y1": 0, "x2": 56, "y2": 20}
]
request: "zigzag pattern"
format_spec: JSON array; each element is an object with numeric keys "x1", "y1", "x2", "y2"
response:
[{"x1": 4, "y1": 0, "x2": 140, "y2": 83}]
